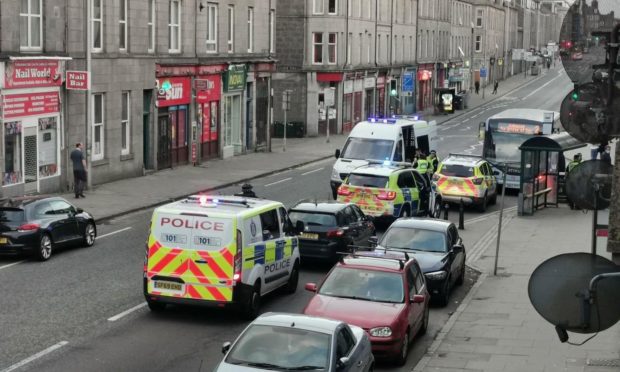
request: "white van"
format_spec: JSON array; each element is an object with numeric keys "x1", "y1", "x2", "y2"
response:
[{"x1": 330, "y1": 117, "x2": 438, "y2": 199}]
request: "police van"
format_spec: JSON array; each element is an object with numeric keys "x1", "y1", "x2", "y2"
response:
[
  {"x1": 331, "y1": 116, "x2": 438, "y2": 199},
  {"x1": 143, "y1": 195, "x2": 300, "y2": 319}
]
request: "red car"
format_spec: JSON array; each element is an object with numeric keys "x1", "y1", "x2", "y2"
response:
[{"x1": 303, "y1": 250, "x2": 430, "y2": 366}]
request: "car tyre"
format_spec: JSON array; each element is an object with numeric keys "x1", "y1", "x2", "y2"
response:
[
  {"x1": 83, "y1": 222, "x2": 96, "y2": 247},
  {"x1": 456, "y1": 264, "x2": 466, "y2": 286},
  {"x1": 36, "y1": 233, "x2": 53, "y2": 261},
  {"x1": 283, "y1": 263, "x2": 299, "y2": 294},
  {"x1": 242, "y1": 284, "x2": 261, "y2": 320},
  {"x1": 490, "y1": 191, "x2": 498, "y2": 205},
  {"x1": 430, "y1": 197, "x2": 442, "y2": 218},
  {"x1": 477, "y1": 194, "x2": 488, "y2": 213},
  {"x1": 418, "y1": 305, "x2": 430, "y2": 336},
  {"x1": 395, "y1": 329, "x2": 409, "y2": 366},
  {"x1": 438, "y1": 278, "x2": 451, "y2": 307},
  {"x1": 400, "y1": 205, "x2": 411, "y2": 218},
  {"x1": 147, "y1": 299, "x2": 166, "y2": 312}
]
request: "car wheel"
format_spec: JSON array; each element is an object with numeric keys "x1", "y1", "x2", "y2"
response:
[
  {"x1": 147, "y1": 299, "x2": 166, "y2": 312},
  {"x1": 36, "y1": 233, "x2": 53, "y2": 261},
  {"x1": 430, "y1": 197, "x2": 442, "y2": 218},
  {"x1": 477, "y1": 194, "x2": 488, "y2": 213},
  {"x1": 395, "y1": 329, "x2": 410, "y2": 366},
  {"x1": 242, "y1": 284, "x2": 261, "y2": 320},
  {"x1": 400, "y1": 205, "x2": 411, "y2": 218},
  {"x1": 283, "y1": 263, "x2": 299, "y2": 294},
  {"x1": 418, "y1": 305, "x2": 430, "y2": 336},
  {"x1": 83, "y1": 222, "x2": 96, "y2": 247},
  {"x1": 490, "y1": 191, "x2": 498, "y2": 205},
  {"x1": 456, "y1": 264, "x2": 466, "y2": 286},
  {"x1": 438, "y1": 279, "x2": 451, "y2": 307}
]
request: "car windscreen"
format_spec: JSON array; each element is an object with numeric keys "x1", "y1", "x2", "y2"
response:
[
  {"x1": 340, "y1": 137, "x2": 394, "y2": 161},
  {"x1": 379, "y1": 226, "x2": 447, "y2": 253},
  {"x1": 319, "y1": 267, "x2": 404, "y2": 303},
  {"x1": 289, "y1": 211, "x2": 338, "y2": 228},
  {"x1": 346, "y1": 174, "x2": 389, "y2": 188},
  {"x1": 0, "y1": 208, "x2": 25, "y2": 223},
  {"x1": 439, "y1": 164, "x2": 474, "y2": 177},
  {"x1": 226, "y1": 324, "x2": 331, "y2": 370}
]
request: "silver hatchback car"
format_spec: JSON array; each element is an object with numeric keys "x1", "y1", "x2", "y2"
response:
[{"x1": 216, "y1": 312, "x2": 374, "y2": 371}]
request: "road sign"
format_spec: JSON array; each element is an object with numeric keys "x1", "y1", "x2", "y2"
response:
[
  {"x1": 324, "y1": 88, "x2": 335, "y2": 107},
  {"x1": 402, "y1": 73, "x2": 414, "y2": 92},
  {"x1": 480, "y1": 68, "x2": 487, "y2": 78},
  {"x1": 282, "y1": 90, "x2": 291, "y2": 111}
]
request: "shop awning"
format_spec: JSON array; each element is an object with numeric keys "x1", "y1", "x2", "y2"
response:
[{"x1": 317, "y1": 72, "x2": 343, "y2": 82}]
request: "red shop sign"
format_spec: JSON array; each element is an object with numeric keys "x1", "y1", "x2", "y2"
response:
[
  {"x1": 3, "y1": 92, "x2": 60, "y2": 119},
  {"x1": 66, "y1": 71, "x2": 89, "y2": 90},
  {"x1": 5, "y1": 60, "x2": 62, "y2": 89},
  {"x1": 196, "y1": 75, "x2": 221, "y2": 103},
  {"x1": 156, "y1": 77, "x2": 191, "y2": 107},
  {"x1": 418, "y1": 70, "x2": 433, "y2": 81}
]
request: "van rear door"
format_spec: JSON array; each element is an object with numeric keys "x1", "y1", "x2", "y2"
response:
[{"x1": 147, "y1": 212, "x2": 235, "y2": 302}]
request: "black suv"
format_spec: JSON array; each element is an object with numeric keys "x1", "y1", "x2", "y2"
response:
[{"x1": 289, "y1": 201, "x2": 375, "y2": 262}]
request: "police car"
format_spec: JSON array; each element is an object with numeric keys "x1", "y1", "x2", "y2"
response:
[
  {"x1": 433, "y1": 154, "x2": 497, "y2": 212},
  {"x1": 336, "y1": 161, "x2": 442, "y2": 220},
  {"x1": 143, "y1": 195, "x2": 300, "y2": 319}
]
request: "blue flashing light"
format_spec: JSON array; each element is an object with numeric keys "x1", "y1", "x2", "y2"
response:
[
  {"x1": 383, "y1": 159, "x2": 391, "y2": 166},
  {"x1": 411, "y1": 115, "x2": 419, "y2": 120},
  {"x1": 213, "y1": 198, "x2": 220, "y2": 204},
  {"x1": 368, "y1": 117, "x2": 397, "y2": 124}
]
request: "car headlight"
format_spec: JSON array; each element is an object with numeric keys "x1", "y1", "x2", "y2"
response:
[
  {"x1": 369, "y1": 327, "x2": 392, "y2": 337},
  {"x1": 425, "y1": 270, "x2": 447, "y2": 280},
  {"x1": 331, "y1": 167, "x2": 340, "y2": 180}
]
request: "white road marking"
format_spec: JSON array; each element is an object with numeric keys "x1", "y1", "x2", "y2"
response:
[
  {"x1": 264, "y1": 177, "x2": 292, "y2": 187},
  {"x1": 0, "y1": 260, "x2": 26, "y2": 271},
  {"x1": 270, "y1": 169, "x2": 292, "y2": 177},
  {"x1": 98, "y1": 227, "x2": 132, "y2": 239},
  {"x1": 459, "y1": 126, "x2": 471, "y2": 132},
  {"x1": 107, "y1": 302, "x2": 148, "y2": 322},
  {"x1": 301, "y1": 167, "x2": 324, "y2": 176},
  {"x1": 522, "y1": 73, "x2": 561, "y2": 100},
  {"x1": 1, "y1": 341, "x2": 68, "y2": 372}
]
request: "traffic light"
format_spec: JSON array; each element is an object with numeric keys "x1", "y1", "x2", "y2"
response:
[
  {"x1": 390, "y1": 80, "x2": 398, "y2": 96},
  {"x1": 571, "y1": 85, "x2": 579, "y2": 101}
]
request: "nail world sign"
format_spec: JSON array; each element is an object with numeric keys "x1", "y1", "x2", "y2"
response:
[
  {"x1": 4, "y1": 60, "x2": 62, "y2": 88},
  {"x1": 66, "y1": 71, "x2": 89, "y2": 90}
]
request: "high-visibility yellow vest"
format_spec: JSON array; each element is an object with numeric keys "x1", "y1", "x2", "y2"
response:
[
  {"x1": 416, "y1": 159, "x2": 430, "y2": 173},
  {"x1": 567, "y1": 160, "x2": 580, "y2": 173}
]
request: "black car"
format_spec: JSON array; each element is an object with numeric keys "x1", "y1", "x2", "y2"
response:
[
  {"x1": 288, "y1": 201, "x2": 375, "y2": 262},
  {"x1": 0, "y1": 196, "x2": 97, "y2": 261},
  {"x1": 376, "y1": 218, "x2": 465, "y2": 306}
]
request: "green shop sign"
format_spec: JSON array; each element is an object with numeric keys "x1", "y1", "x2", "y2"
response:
[{"x1": 225, "y1": 64, "x2": 247, "y2": 92}]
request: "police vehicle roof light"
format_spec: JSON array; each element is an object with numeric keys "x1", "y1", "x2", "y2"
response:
[
  {"x1": 368, "y1": 117, "x2": 397, "y2": 124},
  {"x1": 383, "y1": 159, "x2": 391, "y2": 166}
]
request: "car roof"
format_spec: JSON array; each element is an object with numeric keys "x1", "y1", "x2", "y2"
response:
[
  {"x1": 338, "y1": 250, "x2": 414, "y2": 272},
  {"x1": 156, "y1": 195, "x2": 280, "y2": 216},
  {"x1": 253, "y1": 312, "x2": 343, "y2": 334},
  {"x1": 349, "y1": 164, "x2": 403, "y2": 177},
  {"x1": 0, "y1": 195, "x2": 64, "y2": 209},
  {"x1": 290, "y1": 201, "x2": 348, "y2": 213},
  {"x1": 489, "y1": 108, "x2": 560, "y2": 122},
  {"x1": 389, "y1": 217, "x2": 452, "y2": 232},
  {"x1": 441, "y1": 155, "x2": 486, "y2": 167}
]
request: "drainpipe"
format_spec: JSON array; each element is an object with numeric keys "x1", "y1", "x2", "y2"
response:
[
  {"x1": 374, "y1": 0, "x2": 378, "y2": 67},
  {"x1": 85, "y1": 0, "x2": 92, "y2": 189}
]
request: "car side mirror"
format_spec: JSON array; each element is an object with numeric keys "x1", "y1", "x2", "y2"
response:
[
  {"x1": 336, "y1": 357, "x2": 350, "y2": 370},
  {"x1": 76, "y1": 207, "x2": 84, "y2": 214},
  {"x1": 295, "y1": 220, "x2": 305, "y2": 234},
  {"x1": 368, "y1": 236, "x2": 378, "y2": 246},
  {"x1": 305, "y1": 282, "x2": 318, "y2": 292},
  {"x1": 335, "y1": 149, "x2": 341, "y2": 159},
  {"x1": 453, "y1": 244, "x2": 464, "y2": 253},
  {"x1": 221, "y1": 341, "x2": 231, "y2": 354},
  {"x1": 410, "y1": 294, "x2": 426, "y2": 304}
]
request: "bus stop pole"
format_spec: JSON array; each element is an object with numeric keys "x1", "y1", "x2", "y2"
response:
[{"x1": 494, "y1": 164, "x2": 508, "y2": 276}]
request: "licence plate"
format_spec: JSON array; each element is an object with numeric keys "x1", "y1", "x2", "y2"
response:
[
  {"x1": 154, "y1": 281, "x2": 183, "y2": 291},
  {"x1": 0, "y1": 237, "x2": 6, "y2": 244},
  {"x1": 301, "y1": 233, "x2": 319, "y2": 240}
]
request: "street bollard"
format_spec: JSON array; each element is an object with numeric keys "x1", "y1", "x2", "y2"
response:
[
  {"x1": 458, "y1": 199, "x2": 465, "y2": 230},
  {"x1": 443, "y1": 203, "x2": 449, "y2": 220}
]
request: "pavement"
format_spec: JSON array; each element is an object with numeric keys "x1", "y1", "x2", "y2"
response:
[{"x1": 56, "y1": 66, "x2": 550, "y2": 223}]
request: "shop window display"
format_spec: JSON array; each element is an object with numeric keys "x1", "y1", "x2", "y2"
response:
[
  {"x1": 4, "y1": 121, "x2": 23, "y2": 185},
  {"x1": 38, "y1": 117, "x2": 58, "y2": 177}
]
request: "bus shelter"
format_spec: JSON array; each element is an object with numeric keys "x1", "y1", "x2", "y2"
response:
[{"x1": 518, "y1": 133, "x2": 585, "y2": 216}]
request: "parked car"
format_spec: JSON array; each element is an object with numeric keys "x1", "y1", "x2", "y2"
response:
[
  {"x1": 0, "y1": 196, "x2": 96, "y2": 261},
  {"x1": 304, "y1": 250, "x2": 430, "y2": 366},
  {"x1": 288, "y1": 201, "x2": 375, "y2": 262},
  {"x1": 216, "y1": 312, "x2": 374, "y2": 371},
  {"x1": 376, "y1": 218, "x2": 466, "y2": 306}
]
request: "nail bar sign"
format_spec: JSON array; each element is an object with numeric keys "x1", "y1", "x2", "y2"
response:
[
  {"x1": 66, "y1": 71, "x2": 89, "y2": 90},
  {"x1": 2, "y1": 92, "x2": 60, "y2": 119}
]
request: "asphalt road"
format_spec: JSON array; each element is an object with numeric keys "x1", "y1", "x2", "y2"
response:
[{"x1": 0, "y1": 66, "x2": 573, "y2": 372}]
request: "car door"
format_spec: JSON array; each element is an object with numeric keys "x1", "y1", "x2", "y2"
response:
[
  {"x1": 405, "y1": 266, "x2": 418, "y2": 331},
  {"x1": 484, "y1": 162, "x2": 497, "y2": 195},
  {"x1": 335, "y1": 326, "x2": 365, "y2": 371},
  {"x1": 413, "y1": 263, "x2": 428, "y2": 328},
  {"x1": 342, "y1": 206, "x2": 361, "y2": 244},
  {"x1": 48, "y1": 200, "x2": 80, "y2": 243},
  {"x1": 447, "y1": 225, "x2": 464, "y2": 283},
  {"x1": 259, "y1": 208, "x2": 286, "y2": 293},
  {"x1": 351, "y1": 205, "x2": 373, "y2": 245}
]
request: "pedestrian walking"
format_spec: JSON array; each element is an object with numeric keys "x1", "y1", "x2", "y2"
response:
[
  {"x1": 601, "y1": 145, "x2": 612, "y2": 165},
  {"x1": 566, "y1": 153, "x2": 582, "y2": 210},
  {"x1": 492, "y1": 80, "x2": 499, "y2": 94},
  {"x1": 474, "y1": 81, "x2": 480, "y2": 95},
  {"x1": 70, "y1": 143, "x2": 87, "y2": 198}
]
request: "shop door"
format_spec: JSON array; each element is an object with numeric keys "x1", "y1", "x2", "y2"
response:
[
  {"x1": 246, "y1": 82, "x2": 253, "y2": 151},
  {"x1": 353, "y1": 92, "x2": 362, "y2": 125},
  {"x1": 365, "y1": 89, "x2": 373, "y2": 120},
  {"x1": 255, "y1": 78, "x2": 269, "y2": 147},
  {"x1": 171, "y1": 106, "x2": 189, "y2": 167},
  {"x1": 24, "y1": 126, "x2": 38, "y2": 193},
  {"x1": 157, "y1": 112, "x2": 171, "y2": 170},
  {"x1": 143, "y1": 90, "x2": 152, "y2": 170},
  {"x1": 201, "y1": 102, "x2": 220, "y2": 160}
]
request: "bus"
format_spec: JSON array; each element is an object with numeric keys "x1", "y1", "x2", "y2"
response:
[{"x1": 479, "y1": 108, "x2": 560, "y2": 189}]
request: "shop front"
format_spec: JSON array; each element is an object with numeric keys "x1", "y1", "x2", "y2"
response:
[
  {"x1": 316, "y1": 72, "x2": 342, "y2": 135},
  {"x1": 417, "y1": 65, "x2": 433, "y2": 112},
  {"x1": 363, "y1": 76, "x2": 375, "y2": 120},
  {"x1": 196, "y1": 70, "x2": 223, "y2": 161},
  {"x1": 156, "y1": 76, "x2": 191, "y2": 169},
  {"x1": 2, "y1": 59, "x2": 64, "y2": 196},
  {"x1": 222, "y1": 64, "x2": 246, "y2": 158},
  {"x1": 448, "y1": 63, "x2": 465, "y2": 92},
  {"x1": 375, "y1": 75, "x2": 386, "y2": 118}
]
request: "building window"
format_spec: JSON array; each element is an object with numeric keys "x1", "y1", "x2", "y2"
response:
[
  {"x1": 269, "y1": 10, "x2": 275, "y2": 53},
  {"x1": 92, "y1": 94, "x2": 105, "y2": 161},
  {"x1": 20, "y1": 0, "x2": 42, "y2": 50},
  {"x1": 313, "y1": 32, "x2": 323, "y2": 64},
  {"x1": 148, "y1": 0, "x2": 155, "y2": 52},
  {"x1": 359, "y1": 33, "x2": 363, "y2": 64},
  {"x1": 121, "y1": 92, "x2": 130, "y2": 155},
  {"x1": 328, "y1": 0, "x2": 337, "y2": 14},
  {"x1": 476, "y1": 9, "x2": 483, "y2": 27},
  {"x1": 247, "y1": 7, "x2": 254, "y2": 53},
  {"x1": 119, "y1": 0, "x2": 128, "y2": 50},
  {"x1": 92, "y1": 0, "x2": 103, "y2": 51},
  {"x1": 475, "y1": 35, "x2": 481, "y2": 52},
  {"x1": 206, "y1": 3, "x2": 218, "y2": 53},
  {"x1": 367, "y1": 0, "x2": 372, "y2": 19},
  {"x1": 328, "y1": 33, "x2": 338, "y2": 64},
  {"x1": 168, "y1": 0, "x2": 181, "y2": 53},
  {"x1": 226, "y1": 6, "x2": 233, "y2": 53},
  {"x1": 313, "y1": 0, "x2": 324, "y2": 14}
]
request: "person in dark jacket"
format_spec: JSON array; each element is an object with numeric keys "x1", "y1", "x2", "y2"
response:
[{"x1": 601, "y1": 145, "x2": 612, "y2": 164}]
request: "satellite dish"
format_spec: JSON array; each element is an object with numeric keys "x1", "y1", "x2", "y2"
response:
[
  {"x1": 528, "y1": 252, "x2": 620, "y2": 334},
  {"x1": 565, "y1": 160, "x2": 613, "y2": 210}
]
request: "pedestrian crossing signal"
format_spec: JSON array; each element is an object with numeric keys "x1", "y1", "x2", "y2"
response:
[{"x1": 390, "y1": 80, "x2": 397, "y2": 96}]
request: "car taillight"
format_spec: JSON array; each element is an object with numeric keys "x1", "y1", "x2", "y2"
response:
[
  {"x1": 326, "y1": 229, "x2": 345, "y2": 237},
  {"x1": 233, "y1": 229, "x2": 242, "y2": 283},
  {"x1": 471, "y1": 177, "x2": 484, "y2": 185},
  {"x1": 18, "y1": 223, "x2": 40, "y2": 231},
  {"x1": 337, "y1": 186, "x2": 352, "y2": 196},
  {"x1": 377, "y1": 191, "x2": 397, "y2": 200}
]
